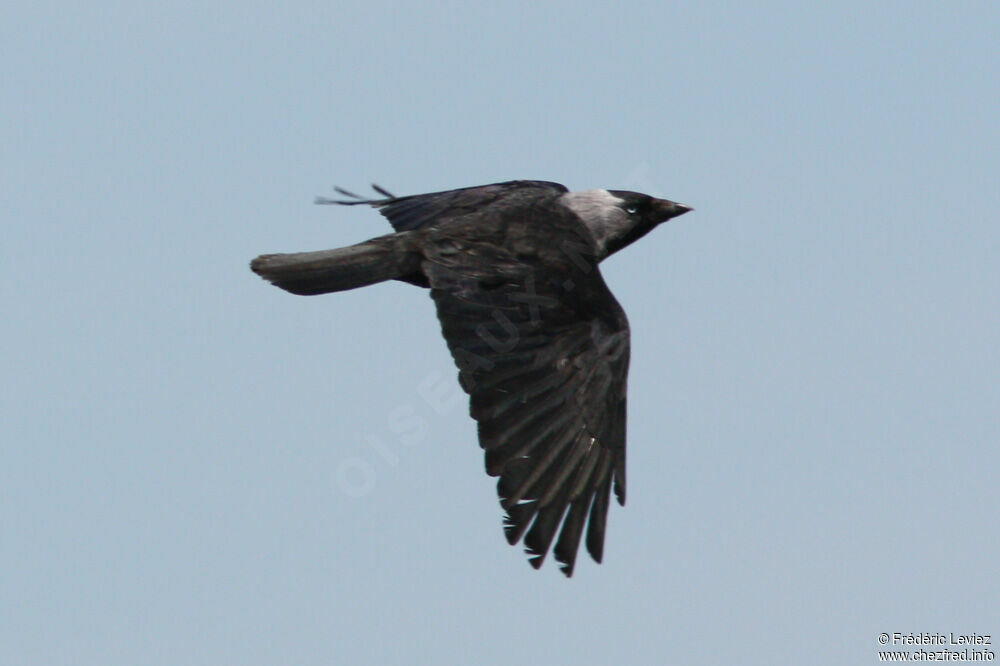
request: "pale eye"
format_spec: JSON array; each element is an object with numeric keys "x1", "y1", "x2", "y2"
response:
[{"x1": 625, "y1": 205, "x2": 638, "y2": 215}]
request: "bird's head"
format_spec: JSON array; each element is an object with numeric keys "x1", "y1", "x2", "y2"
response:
[{"x1": 560, "y1": 189, "x2": 693, "y2": 259}]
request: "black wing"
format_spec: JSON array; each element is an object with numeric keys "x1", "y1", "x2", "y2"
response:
[
  {"x1": 423, "y1": 226, "x2": 629, "y2": 577},
  {"x1": 317, "y1": 180, "x2": 569, "y2": 232}
]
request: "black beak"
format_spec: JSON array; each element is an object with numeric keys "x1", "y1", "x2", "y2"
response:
[{"x1": 654, "y1": 199, "x2": 694, "y2": 221}]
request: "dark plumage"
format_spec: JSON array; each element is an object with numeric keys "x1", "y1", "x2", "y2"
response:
[{"x1": 251, "y1": 180, "x2": 692, "y2": 576}]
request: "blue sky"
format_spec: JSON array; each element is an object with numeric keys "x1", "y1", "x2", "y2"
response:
[{"x1": 3, "y1": 2, "x2": 998, "y2": 664}]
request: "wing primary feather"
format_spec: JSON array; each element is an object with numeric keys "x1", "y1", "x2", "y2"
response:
[
  {"x1": 315, "y1": 196, "x2": 374, "y2": 206},
  {"x1": 503, "y1": 500, "x2": 538, "y2": 545},
  {"x1": 524, "y1": 490, "x2": 572, "y2": 568},
  {"x1": 613, "y1": 460, "x2": 626, "y2": 505},
  {"x1": 478, "y1": 391, "x2": 565, "y2": 450},
  {"x1": 502, "y1": 425, "x2": 579, "y2": 508},
  {"x1": 555, "y1": 451, "x2": 613, "y2": 574},
  {"x1": 470, "y1": 369, "x2": 576, "y2": 422},
  {"x1": 585, "y1": 477, "x2": 612, "y2": 563},
  {"x1": 314, "y1": 186, "x2": 395, "y2": 207},
  {"x1": 484, "y1": 408, "x2": 576, "y2": 476},
  {"x1": 567, "y1": 443, "x2": 603, "y2": 500},
  {"x1": 553, "y1": 494, "x2": 591, "y2": 576},
  {"x1": 333, "y1": 186, "x2": 365, "y2": 199},
  {"x1": 536, "y1": 434, "x2": 592, "y2": 507}
]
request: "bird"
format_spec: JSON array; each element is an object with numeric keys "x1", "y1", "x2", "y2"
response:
[{"x1": 250, "y1": 179, "x2": 692, "y2": 576}]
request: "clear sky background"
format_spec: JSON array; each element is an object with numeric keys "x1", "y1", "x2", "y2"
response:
[{"x1": 3, "y1": 2, "x2": 998, "y2": 665}]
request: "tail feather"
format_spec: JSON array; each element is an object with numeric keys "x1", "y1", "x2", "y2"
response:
[{"x1": 251, "y1": 234, "x2": 421, "y2": 296}]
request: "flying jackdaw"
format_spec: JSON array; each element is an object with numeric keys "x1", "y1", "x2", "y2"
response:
[{"x1": 250, "y1": 180, "x2": 692, "y2": 576}]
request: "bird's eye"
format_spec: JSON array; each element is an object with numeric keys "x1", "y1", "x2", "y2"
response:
[{"x1": 625, "y1": 205, "x2": 638, "y2": 215}]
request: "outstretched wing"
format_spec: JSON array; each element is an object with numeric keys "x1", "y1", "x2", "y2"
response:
[
  {"x1": 317, "y1": 180, "x2": 569, "y2": 232},
  {"x1": 423, "y1": 226, "x2": 629, "y2": 576}
]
